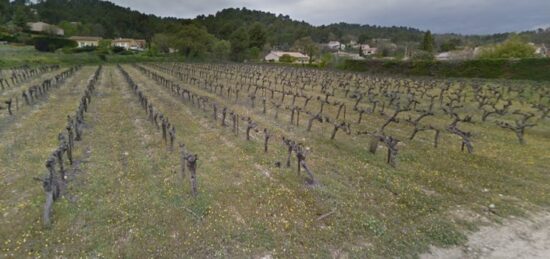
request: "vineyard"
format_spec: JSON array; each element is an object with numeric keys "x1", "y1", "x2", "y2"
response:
[{"x1": 1, "y1": 64, "x2": 549, "y2": 257}]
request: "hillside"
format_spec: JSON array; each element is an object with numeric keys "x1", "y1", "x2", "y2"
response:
[{"x1": 31, "y1": 0, "x2": 425, "y2": 45}]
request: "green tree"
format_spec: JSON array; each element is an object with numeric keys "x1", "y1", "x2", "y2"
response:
[
  {"x1": 174, "y1": 24, "x2": 216, "y2": 58},
  {"x1": 479, "y1": 35, "x2": 536, "y2": 59},
  {"x1": 292, "y1": 36, "x2": 319, "y2": 63},
  {"x1": 152, "y1": 33, "x2": 174, "y2": 54},
  {"x1": 57, "y1": 21, "x2": 78, "y2": 37},
  {"x1": 0, "y1": 0, "x2": 10, "y2": 23},
  {"x1": 358, "y1": 33, "x2": 370, "y2": 44},
  {"x1": 12, "y1": 5, "x2": 30, "y2": 29},
  {"x1": 422, "y1": 30, "x2": 434, "y2": 52},
  {"x1": 319, "y1": 52, "x2": 334, "y2": 68},
  {"x1": 248, "y1": 22, "x2": 266, "y2": 49},
  {"x1": 212, "y1": 39, "x2": 231, "y2": 60},
  {"x1": 229, "y1": 27, "x2": 249, "y2": 61},
  {"x1": 440, "y1": 38, "x2": 462, "y2": 52}
]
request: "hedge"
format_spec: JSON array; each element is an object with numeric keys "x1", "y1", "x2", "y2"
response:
[
  {"x1": 342, "y1": 58, "x2": 550, "y2": 81},
  {"x1": 33, "y1": 37, "x2": 77, "y2": 52}
]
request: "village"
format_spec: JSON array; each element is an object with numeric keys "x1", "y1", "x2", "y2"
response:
[
  {"x1": 16, "y1": 21, "x2": 550, "y2": 65},
  {"x1": 26, "y1": 21, "x2": 146, "y2": 51}
]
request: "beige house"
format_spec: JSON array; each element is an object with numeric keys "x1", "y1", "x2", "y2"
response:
[
  {"x1": 69, "y1": 36, "x2": 103, "y2": 48},
  {"x1": 111, "y1": 38, "x2": 146, "y2": 51},
  {"x1": 264, "y1": 51, "x2": 310, "y2": 63},
  {"x1": 27, "y1": 22, "x2": 64, "y2": 36},
  {"x1": 361, "y1": 44, "x2": 378, "y2": 55}
]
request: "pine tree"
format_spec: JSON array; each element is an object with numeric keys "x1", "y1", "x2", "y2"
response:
[{"x1": 422, "y1": 30, "x2": 434, "y2": 53}]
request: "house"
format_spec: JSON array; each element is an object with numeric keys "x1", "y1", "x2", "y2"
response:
[
  {"x1": 27, "y1": 22, "x2": 64, "y2": 36},
  {"x1": 111, "y1": 38, "x2": 146, "y2": 51},
  {"x1": 360, "y1": 44, "x2": 378, "y2": 56},
  {"x1": 327, "y1": 41, "x2": 345, "y2": 51},
  {"x1": 530, "y1": 43, "x2": 548, "y2": 57},
  {"x1": 69, "y1": 36, "x2": 103, "y2": 48},
  {"x1": 264, "y1": 51, "x2": 309, "y2": 63},
  {"x1": 334, "y1": 51, "x2": 365, "y2": 60}
]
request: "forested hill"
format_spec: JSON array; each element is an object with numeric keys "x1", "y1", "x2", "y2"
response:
[
  {"x1": 195, "y1": 8, "x2": 424, "y2": 47},
  {"x1": 31, "y1": 0, "x2": 424, "y2": 44},
  {"x1": 33, "y1": 0, "x2": 176, "y2": 39}
]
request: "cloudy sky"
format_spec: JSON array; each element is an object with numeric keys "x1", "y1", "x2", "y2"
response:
[{"x1": 109, "y1": 0, "x2": 550, "y2": 34}]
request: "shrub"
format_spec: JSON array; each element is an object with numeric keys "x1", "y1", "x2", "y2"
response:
[
  {"x1": 342, "y1": 58, "x2": 550, "y2": 81},
  {"x1": 478, "y1": 36, "x2": 536, "y2": 59},
  {"x1": 279, "y1": 54, "x2": 296, "y2": 63},
  {"x1": 34, "y1": 37, "x2": 77, "y2": 52},
  {"x1": 112, "y1": 46, "x2": 126, "y2": 53},
  {"x1": 72, "y1": 46, "x2": 97, "y2": 53}
]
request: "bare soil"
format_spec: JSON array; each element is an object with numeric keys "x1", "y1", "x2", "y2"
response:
[{"x1": 422, "y1": 211, "x2": 550, "y2": 259}]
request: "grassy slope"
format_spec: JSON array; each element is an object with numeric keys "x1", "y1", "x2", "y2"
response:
[{"x1": 0, "y1": 64, "x2": 548, "y2": 257}]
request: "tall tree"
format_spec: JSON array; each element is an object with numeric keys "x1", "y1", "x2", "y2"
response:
[
  {"x1": 248, "y1": 22, "x2": 267, "y2": 49},
  {"x1": 229, "y1": 26, "x2": 249, "y2": 61},
  {"x1": 422, "y1": 30, "x2": 435, "y2": 52},
  {"x1": 0, "y1": 0, "x2": 10, "y2": 23},
  {"x1": 292, "y1": 36, "x2": 319, "y2": 64},
  {"x1": 174, "y1": 24, "x2": 215, "y2": 58},
  {"x1": 212, "y1": 39, "x2": 231, "y2": 60},
  {"x1": 12, "y1": 5, "x2": 30, "y2": 29}
]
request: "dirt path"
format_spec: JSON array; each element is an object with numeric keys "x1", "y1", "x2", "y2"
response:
[{"x1": 421, "y1": 211, "x2": 550, "y2": 259}]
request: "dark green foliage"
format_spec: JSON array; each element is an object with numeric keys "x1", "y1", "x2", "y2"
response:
[
  {"x1": 33, "y1": 0, "x2": 163, "y2": 39},
  {"x1": 342, "y1": 58, "x2": 550, "y2": 81},
  {"x1": 422, "y1": 30, "x2": 434, "y2": 52},
  {"x1": 70, "y1": 45, "x2": 96, "y2": 53},
  {"x1": 229, "y1": 27, "x2": 249, "y2": 61},
  {"x1": 248, "y1": 22, "x2": 266, "y2": 49},
  {"x1": 33, "y1": 36, "x2": 77, "y2": 52},
  {"x1": 0, "y1": 32, "x2": 17, "y2": 42},
  {"x1": 12, "y1": 5, "x2": 30, "y2": 29},
  {"x1": 0, "y1": 0, "x2": 9, "y2": 23},
  {"x1": 174, "y1": 24, "x2": 215, "y2": 58},
  {"x1": 112, "y1": 46, "x2": 125, "y2": 53},
  {"x1": 439, "y1": 38, "x2": 461, "y2": 52}
]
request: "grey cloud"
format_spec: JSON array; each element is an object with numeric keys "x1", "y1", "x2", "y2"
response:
[{"x1": 109, "y1": 0, "x2": 550, "y2": 34}]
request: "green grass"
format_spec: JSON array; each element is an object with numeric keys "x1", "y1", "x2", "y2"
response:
[{"x1": 0, "y1": 63, "x2": 548, "y2": 258}]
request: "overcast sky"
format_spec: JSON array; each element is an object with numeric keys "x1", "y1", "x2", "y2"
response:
[{"x1": 109, "y1": 0, "x2": 550, "y2": 34}]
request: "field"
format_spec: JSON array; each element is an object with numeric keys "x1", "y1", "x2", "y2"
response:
[{"x1": 1, "y1": 62, "x2": 549, "y2": 257}]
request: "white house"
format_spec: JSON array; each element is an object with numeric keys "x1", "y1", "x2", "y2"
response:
[
  {"x1": 27, "y1": 22, "x2": 64, "y2": 36},
  {"x1": 69, "y1": 36, "x2": 103, "y2": 48},
  {"x1": 264, "y1": 51, "x2": 310, "y2": 63},
  {"x1": 111, "y1": 38, "x2": 147, "y2": 51},
  {"x1": 530, "y1": 43, "x2": 548, "y2": 57},
  {"x1": 327, "y1": 41, "x2": 345, "y2": 51}
]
